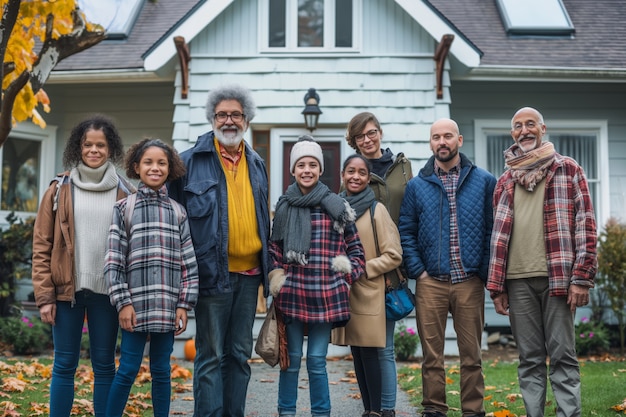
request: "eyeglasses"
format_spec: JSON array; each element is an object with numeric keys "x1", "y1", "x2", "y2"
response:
[
  {"x1": 354, "y1": 129, "x2": 378, "y2": 143},
  {"x1": 215, "y1": 112, "x2": 245, "y2": 123},
  {"x1": 512, "y1": 121, "x2": 540, "y2": 132}
]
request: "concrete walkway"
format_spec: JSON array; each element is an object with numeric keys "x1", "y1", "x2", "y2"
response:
[{"x1": 170, "y1": 357, "x2": 419, "y2": 416}]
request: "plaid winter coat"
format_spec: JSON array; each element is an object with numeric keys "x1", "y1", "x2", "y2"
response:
[
  {"x1": 269, "y1": 207, "x2": 365, "y2": 324},
  {"x1": 106, "y1": 185, "x2": 199, "y2": 333},
  {"x1": 486, "y1": 153, "x2": 597, "y2": 298}
]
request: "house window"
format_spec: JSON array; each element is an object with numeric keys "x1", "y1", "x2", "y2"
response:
[
  {"x1": 475, "y1": 119, "x2": 609, "y2": 227},
  {"x1": 496, "y1": 0, "x2": 574, "y2": 36},
  {"x1": 0, "y1": 124, "x2": 57, "y2": 217},
  {"x1": 263, "y1": 0, "x2": 358, "y2": 51},
  {"x1": 77, "y1": 0, "x2": 143, "y2": 40}
]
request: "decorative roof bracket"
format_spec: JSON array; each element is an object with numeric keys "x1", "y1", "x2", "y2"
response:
[
  {"x1": 434, "y1": 34, "x2": 454, "y2": 99},
  {"x1": 174, "y1": 36, "x2": 191, "y2": 99}
]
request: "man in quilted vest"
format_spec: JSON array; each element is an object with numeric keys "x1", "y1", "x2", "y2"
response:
[{"x1": 399, "y1": 118, "x2": 496, "y2": 417}]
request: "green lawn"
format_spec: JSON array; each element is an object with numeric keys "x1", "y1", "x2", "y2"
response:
[{"x1": 398, "y1": 358, "x2": 626, "y2": 417}]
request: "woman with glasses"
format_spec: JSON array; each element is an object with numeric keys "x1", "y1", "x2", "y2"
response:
[{"x1": 344, "y1": 112, "x2": 413, "y2": 417}]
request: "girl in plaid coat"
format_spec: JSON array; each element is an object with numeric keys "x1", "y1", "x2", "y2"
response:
[
  {"x1": 268, "y1": 136, "x2": 365, "y2": 417},
  {"x1": 104, "y1": 139, "x2": 198, "y2": 417}
]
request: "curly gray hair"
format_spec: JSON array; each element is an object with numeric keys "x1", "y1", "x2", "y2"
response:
[{"x1": 205, "y1": 84, "x2": 257, "y2": 123}]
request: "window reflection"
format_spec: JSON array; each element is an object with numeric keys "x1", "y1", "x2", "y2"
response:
[
  {"x1": 298, "y1": 0, "x2": 324, "y2": 47},
  {"x1": 1, "y1": 137, "x2": 40, "y2": 212}
]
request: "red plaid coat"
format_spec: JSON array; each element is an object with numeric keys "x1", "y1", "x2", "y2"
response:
[{"x1": 487, "y1": 153, "x2": 597, "y2": 297}]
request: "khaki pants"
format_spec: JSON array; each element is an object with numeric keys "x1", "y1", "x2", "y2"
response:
[{"x1": 415, "y1": 275, "x2": 485, "y2": 416}]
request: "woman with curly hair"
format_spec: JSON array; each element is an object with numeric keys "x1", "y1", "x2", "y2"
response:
[{"x1": 32, "y1": 114, "x2": 134, "y2": 417}]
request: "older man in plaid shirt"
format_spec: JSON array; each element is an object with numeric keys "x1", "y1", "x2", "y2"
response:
[{"x1": 487, "y1": 107, "x2": 597, "y2": 417}]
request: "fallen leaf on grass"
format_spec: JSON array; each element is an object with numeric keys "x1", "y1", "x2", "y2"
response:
[
  {"x1": 506, "y1": 393, "x2": 522, "y2": 402},
  {"x1": 1, "y1": 378, "x2": 27, "y2": 392},
  {"x1": 611, "y1": 397, "x2": 626, "y2": 412}
]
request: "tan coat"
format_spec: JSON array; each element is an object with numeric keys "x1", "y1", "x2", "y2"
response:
[
  {"x1": 32, "y1": 173, "x2": 132, "y2": 308},
  {"x1": 332, "y1": 203, "x2": 402, "y2": 347}
]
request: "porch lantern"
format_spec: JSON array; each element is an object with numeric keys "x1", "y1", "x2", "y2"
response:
[{"x1": 301, "y1": 88, "x2": 322, "y2": 132}]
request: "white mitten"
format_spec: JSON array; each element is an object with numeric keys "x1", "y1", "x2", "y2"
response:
[
  {"x1": 331, "y1": 255, "x2": 352, "y2": 274},
  {"x1": 269, "y1": 269, "x2": 286, "y2": 297}
]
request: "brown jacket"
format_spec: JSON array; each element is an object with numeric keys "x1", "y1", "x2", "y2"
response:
[
  {"x1": 332, "y1": 203, "x2": 402, "y2": 348},
  {"x1": 32, "y1": 172, "x2": 133, "y2": 308}
]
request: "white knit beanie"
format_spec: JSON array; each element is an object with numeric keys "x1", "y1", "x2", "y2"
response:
[{"x1": 290, "y1": 136, "x2": 324, "y2": 174}]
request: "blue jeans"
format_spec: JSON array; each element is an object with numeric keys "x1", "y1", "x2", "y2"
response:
[
  {"x1": 378, "y1": 319, "x2": 397, "y2": 410},
  {"x1": 279, "y1": 319, "x2": 332, "y2": 417},
  {"x1": 49, "y1": 290, "x2": 118, "y2": 417},
  {"x1": 193, "y1": 273, "x2": 261, "y2": 417},
  {"x1": 105, "y1": 330, "x2": 174, "y2": 417}
]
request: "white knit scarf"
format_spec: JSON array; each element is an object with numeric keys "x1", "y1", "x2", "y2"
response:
[{"x1": 71, "y1": 162, "x2": 119, "y2": 294}]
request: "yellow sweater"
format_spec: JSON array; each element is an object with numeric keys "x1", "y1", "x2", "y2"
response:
[{"x1": 218, "y1": 146, "x2": 262, "y2": 272}]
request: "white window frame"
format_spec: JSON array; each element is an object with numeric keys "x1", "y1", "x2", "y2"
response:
[
  {"x1": 474, "y1": 119, "x2": 609, "y2": 228},
  {"x1": 258, "y1": 0, "x2": 362, "y2": 53},
  {"x1": 0, "y1": 122, "x2": 57, "y2": 222}
]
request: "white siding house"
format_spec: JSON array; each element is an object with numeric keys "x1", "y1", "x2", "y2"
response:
[{"x1": 4, "y1": 0, "x2": 626, "y2": 355}]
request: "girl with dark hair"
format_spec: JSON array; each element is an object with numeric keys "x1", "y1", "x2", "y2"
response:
[
  {"x1": 104, "y1": 138, "x2": 198, "y2": 417},
  {"x1": 32, "y1": 114, "x2": 134, "y2": 417},
  {"x1": 333, "y1": 154, "x2": 403, "y2": 417}
]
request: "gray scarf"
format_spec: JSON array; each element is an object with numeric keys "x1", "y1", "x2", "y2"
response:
[
  {"x1": 339, "y1": 187, "x2": 376, "y2": 219},
  {"x1": 271, "y1": 182, "x2": 356, "y2": 265}
]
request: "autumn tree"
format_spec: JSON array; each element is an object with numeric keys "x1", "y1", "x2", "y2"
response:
[
  {"x1": 596, "y1": 217, "x2": 626, "y2": 356},
  {"x1": 0, "y1": 0, "x2": 105, "y2": 147}
]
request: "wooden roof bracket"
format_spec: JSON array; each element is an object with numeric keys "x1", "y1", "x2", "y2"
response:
[
  {"x1": 434, "y1": 34, "x2": 454, "y2": 99},
  {"x1": 174, "y1": 36, "x2": 191, "y2": 99}
]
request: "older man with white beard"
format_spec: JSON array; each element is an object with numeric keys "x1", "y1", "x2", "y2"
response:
[{"x1": 168, "y1": 85, "x2": 270, "y2": 417}]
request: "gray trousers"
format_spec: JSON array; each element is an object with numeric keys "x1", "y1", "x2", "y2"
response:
[{"x1": 508, "y1": 277, "x2": 580, "y2": 417}]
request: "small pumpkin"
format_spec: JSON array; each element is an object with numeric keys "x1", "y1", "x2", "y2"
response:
[{"x1": 184, "y1": 338, "x2": 196, "y2": 361}]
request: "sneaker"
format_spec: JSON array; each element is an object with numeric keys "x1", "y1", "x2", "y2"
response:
[{"x1": 381, "y1": 410, "x2": 395, "y2": 417}]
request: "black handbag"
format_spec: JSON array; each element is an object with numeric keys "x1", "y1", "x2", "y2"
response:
[{"x1": 369, "y1": 201, "x2": 415, "y2": 321}]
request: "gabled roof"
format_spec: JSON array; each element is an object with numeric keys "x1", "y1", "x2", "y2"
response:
[
  {"x1": 52, "y1": 0, "x2": 202, "y2": 74},
  {"x1": 52, "y1": 0, "x2": 626, "y2": 81},
  {"x1": 426, "y1": 0, "x2": 626, "y2": 78}
]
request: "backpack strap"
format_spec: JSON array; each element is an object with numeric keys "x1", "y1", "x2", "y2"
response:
[
  {"x1": 123, "y1": 193, "x2": 137, "y2": 239},
  {"x1": 52, "y1": 173, "x2": 69, "y2": 212},
  {"x1": 124, "y1": 194, "x2": 185, "y2": 239}
]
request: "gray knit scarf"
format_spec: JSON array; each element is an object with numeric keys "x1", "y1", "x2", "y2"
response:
[
  {"x1": 339, "y1": 187, "x2": 376, "y2": 219},
  {"x1": 271, "y1": 181, "x2": 356, "y2": 265}
]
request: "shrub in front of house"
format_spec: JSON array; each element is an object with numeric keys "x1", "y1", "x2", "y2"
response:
[
  {"x1": 575, "y1": 316, "x2": 610, "y2": 356},
  {"x1": 0, "y1": 314, "x2": 51, "y2": 354}
]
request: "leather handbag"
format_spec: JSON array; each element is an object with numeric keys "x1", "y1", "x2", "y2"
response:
[
  {"x1": 384, "y1": 278, "x2": 415, "y2": 321},
  {"x1": 369, "y1": 201, "x2": 415, "y2": 321}
]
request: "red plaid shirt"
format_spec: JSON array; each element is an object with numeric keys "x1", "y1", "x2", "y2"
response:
[{"x1": 487, "y1": 153, "x2": 597, "y2": 297}]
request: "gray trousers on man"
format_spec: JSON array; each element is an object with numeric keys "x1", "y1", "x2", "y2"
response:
[{"x1": 508, "y1": 277, "x2": 580, "y2": 417}]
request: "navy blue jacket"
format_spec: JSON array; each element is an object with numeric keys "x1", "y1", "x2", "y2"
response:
[
  {"x1": 168, "y1": 132, "x2": 270, "y2": 296},
  {"x1": 399, "y1": 153, "x2": 496, "y2": 283}
]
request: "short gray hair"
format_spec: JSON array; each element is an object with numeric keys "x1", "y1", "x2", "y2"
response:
[{"x1": 205, "y1": 84, "x2": 256, "y2": 123}]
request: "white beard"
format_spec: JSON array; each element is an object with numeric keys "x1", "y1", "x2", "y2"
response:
[{"x1": 215, "y1": 127, "x2": 244, "y2": 148}]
